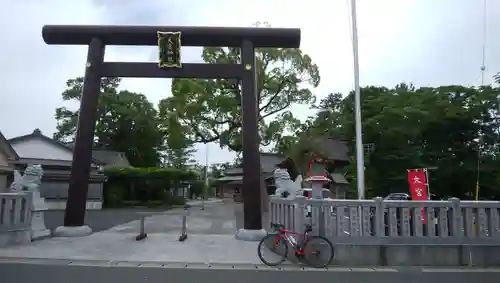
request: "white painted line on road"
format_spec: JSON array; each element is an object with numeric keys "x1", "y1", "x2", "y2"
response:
[
  {"x1": 324, "y1": 267, "x2": 352, "y2": 272},
  {"x1": 184, "y1": 262, "x2": 211, "y2": 269},
  {"x1": 349, "y1": 267, "x2": 377, "y2": 272},
  {"x1": 372, "y1": 267, "x2": 398, "y2": 272},
  {"x1": 136, "y1": 262, "x2": 165, "y2": 268},
  {"x1": 422, "y1": 268, "x2": 500, "y2": 273},
  {"x1": 0, "y1": 257, "x2": 72, "y2": 266},
  {"x1": 68, "y1": 260, "x2": 117, "y2": 267},
  {"x1": 0, "y1": 257, "x2": 387, "y2": 272},
  {"x1": 10, "y1": 257, "x2": 494, "y2": 273},
  {"x1": 205, "y1": 263, "x2": 239, "y2": 270},
  {"x1": 115, "y1": 261, "x2": 141, "y2": 267}
]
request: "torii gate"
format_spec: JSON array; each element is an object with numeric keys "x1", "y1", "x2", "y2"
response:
[{"x1": 42, "y1": 25, "x2": 300, "y2": 240}]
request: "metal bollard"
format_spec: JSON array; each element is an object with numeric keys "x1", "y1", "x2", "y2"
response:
[
  {"x1": 135, "y1": 215, "x2": 147, "y2": 241},
  {"x1": 179, "y1": 204, "x2": 189, "y2": 242}
]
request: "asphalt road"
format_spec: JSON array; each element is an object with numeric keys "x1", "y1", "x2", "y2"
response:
[
  {"x1": 0, "y1": 262, "x2": 498, "y2": 283},
  {"x1": 44, "y1": 208, "x2": 168, "y2": 233}
]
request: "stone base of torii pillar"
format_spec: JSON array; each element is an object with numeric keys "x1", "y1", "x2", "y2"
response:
[{"x1": 53, "y1": 225, "x2": 92, "y2": 237}]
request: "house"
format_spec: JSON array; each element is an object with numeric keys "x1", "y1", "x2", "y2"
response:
[
  {"x1": 215, "y1": 167, "x2": 243, "y2": 200},
  {"x1": 0, "y1": 128, "x2": 130, "y2": 210},
  {"x1": 216, "y1": 137, "x2": 351, "y2": 200},
  {"x1": 0, "y1": 131, "x2": 18, "y2": 191}
]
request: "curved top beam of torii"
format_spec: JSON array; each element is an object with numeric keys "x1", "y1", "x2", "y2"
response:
[{"x1": 42, "y1": 25, "x2": 301, "y2": 48}]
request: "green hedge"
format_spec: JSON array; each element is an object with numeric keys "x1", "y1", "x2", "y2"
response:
[
  {"x1": 104, "y1": 167, "x2": 197, "y2": 180},
  {"x1": 102, "y1": 167, "x2": 198, "y2": 208}
]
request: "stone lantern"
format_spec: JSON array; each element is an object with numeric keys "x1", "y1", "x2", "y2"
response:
[{"x1": 304, "y1": 154, "x2": 330, "y2": 199}]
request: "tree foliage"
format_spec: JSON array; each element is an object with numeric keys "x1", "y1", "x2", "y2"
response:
[
  {"x1": 162, "y1": 114, "x2": 197, "y2": 169},
  {"x1": 158, "y1": 47, "x2": 320, "y2": 151},
  {"x1": 210, "y1": 162, "x2": 232, "y2": 179},
  {"x1": 279, "y1": 83, "x2": 500, "y2": 199},
  {"x1": 54, "y1": 77, "x2": 164, "y2": 167}
]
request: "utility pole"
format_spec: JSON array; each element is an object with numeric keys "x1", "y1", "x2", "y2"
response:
[
  {"x1": 350, "y1": 0, "x2": 365, "y2": 200},
  {"x1": 201, "y1": 143, "x2": 209, "y2": 210}
]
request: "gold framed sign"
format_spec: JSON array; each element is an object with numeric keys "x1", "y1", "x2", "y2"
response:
[{"x1": 157, "y1": 31, "x2": 182, "y2": 68}]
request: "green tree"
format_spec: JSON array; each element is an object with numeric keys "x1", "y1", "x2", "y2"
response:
[
  {"x1": 289, "y1": 84, "x2": 500, "y2": 199},
  {"x1": 210, "y1": 162, "x2": 232, "y2": 179},
  {"x1": 162, "y1": 115, "x2": 197, "y2": 169},
  {"x1": 54, "y1": 77, "x2": 164, "y2": 167},
  {"x1": 158, "y1": 47, "x2": 320, "y2": 151}
]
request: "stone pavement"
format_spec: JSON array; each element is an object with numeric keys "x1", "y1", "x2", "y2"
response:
[
  {"x1": 0, "y1": 232, "x2": 262, "y2": 263},
  {"x1": 109, "y1": 200, "x2": 236, "y2": 235},
  {"x1": 0, "y1": 202, "x2": 265, "y2": 264},
  {"x1": 43, "y1": 198, "x2": 224, "y2": 233}
]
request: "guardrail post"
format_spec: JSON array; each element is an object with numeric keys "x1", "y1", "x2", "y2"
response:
[
  {"x1": 294, "y1": 197, "x2": 306, "y2": 234},
  {"x1": 318, "y1": 200, "x2": 326, "y2": 237},
  {"x1": 450, "y1": 198, "x2": 462, "y2": 237},
  {"x1": 373, "y1": 197, "x2": 384, "y2": 237}
]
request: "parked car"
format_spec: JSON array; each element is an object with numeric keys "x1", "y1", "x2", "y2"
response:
[
  {"x1": 384, "y1": 192, "x2": 411, "y2": 201},
  {"x1": 381, "y1": 192, "x2": 442, "y2": 236}
]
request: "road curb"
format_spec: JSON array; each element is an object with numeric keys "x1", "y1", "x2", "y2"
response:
[{"x1": 1, "y1": 257, "x2": 500, "y2": 272}]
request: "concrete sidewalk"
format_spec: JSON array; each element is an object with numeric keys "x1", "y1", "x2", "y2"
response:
[
  {"x1": 0, "y1": 202, "x2": 262, "y2": 264},
  {"x1": 0, "y1": 232, "x2": 262, "y2": 264}
]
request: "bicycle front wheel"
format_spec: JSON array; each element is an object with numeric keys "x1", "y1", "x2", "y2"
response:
[
  {"x1": 302, "y1": 236, "x2": 334, "y2": 268},
  {"x1": 257, "y1": 234, "x2": 288, "y2": 266}
]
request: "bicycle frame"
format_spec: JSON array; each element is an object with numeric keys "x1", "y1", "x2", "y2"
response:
[{"x1": 273, "y1": 228, "x2": 316, "y2": 255}]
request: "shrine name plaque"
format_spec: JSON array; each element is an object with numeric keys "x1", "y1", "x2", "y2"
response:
[{"x1": 157, "y1": 31, "x2": 182, "y2": 68}]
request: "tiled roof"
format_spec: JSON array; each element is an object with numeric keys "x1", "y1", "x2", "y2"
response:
[
  {"x1": 8, "y1": 129, "x2": 103, "y2": 165},
  {"x1": 260, "y1": 153, "x2": 287, "y2": 173},
  {"x1": 300, "y1": 136, "x2": 350, "y2": 162},
  {"x1": 67, "y1": 142, "x2": 131, "y2": 167},
  {"x1": 329, "y1": 173, "x2": 349, "y2": 185},
  {"x1": 222, "y1": 168, "x2": 243, "y2": 175},
  {"x1": 11, "y1": 158, "x2": 100, "y2": 168},
  {"x1": 0, "y1": 130, "x2": 19, "y2": 160},
  {"x1": 91, "y1": 150, "x2": 130, "y2": 168}
]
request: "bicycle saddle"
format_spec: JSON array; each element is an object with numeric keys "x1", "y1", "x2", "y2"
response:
[{"x1": 304, "y1": 224, "x2": 312, "y2": 232}]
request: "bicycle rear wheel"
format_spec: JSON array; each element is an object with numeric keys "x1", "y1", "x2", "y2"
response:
[
  {"x1": 302, "y1": 236, "x2": 334, "y2": 268},
  {"x1": 257, "y1": 234, "x2": 288, "y2": 266}
]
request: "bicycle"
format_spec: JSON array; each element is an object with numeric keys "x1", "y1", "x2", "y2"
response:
[{"x1": 257, "y1": 222, "x2": 334, "y2": 268}]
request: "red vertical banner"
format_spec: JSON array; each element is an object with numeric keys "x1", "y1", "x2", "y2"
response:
[{"x1": 407, "y1": 169, "x2": 429, "y2": 224}]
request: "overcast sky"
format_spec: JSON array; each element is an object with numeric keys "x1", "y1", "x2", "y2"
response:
[{"x1": 1, "y1": 0, "x2": 499, "y2": 165}]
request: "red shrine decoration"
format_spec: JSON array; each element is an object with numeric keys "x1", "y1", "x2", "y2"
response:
[{"x1": 306, "y1": 154, "x2": 330, "y2": 183}]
